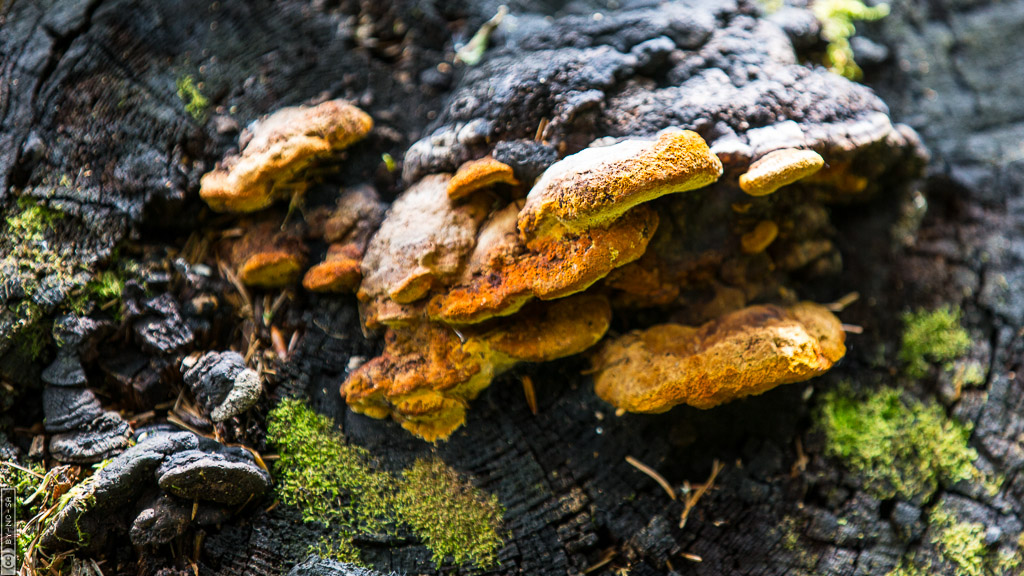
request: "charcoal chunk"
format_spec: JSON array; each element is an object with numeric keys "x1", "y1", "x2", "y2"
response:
[
  {"x1": 491, "y1": 139, "x2": 559, "y2": 185},
  {"x1": 287, "y1": 556, "x2": 393, "y2": 576},
  {"x1": 43, "y1": 387, "x2": 104, "y2": 432},
  {"x1": 182, "y1": 351, "x2": 261, "y2": 422},
  {"x1": 133, "y1": 294, "x2": 195, "y2": 355},
  {"x1": 49, "y1": 411, "x2": 132, "y2": 463},
  {"x1": 156, "y1": 448, "x2": 271, "y2": 506}
]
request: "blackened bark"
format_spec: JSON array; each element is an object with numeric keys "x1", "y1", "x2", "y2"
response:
[{"x1": 1, "y1": 1, "x2": 1022, "y2": 575}]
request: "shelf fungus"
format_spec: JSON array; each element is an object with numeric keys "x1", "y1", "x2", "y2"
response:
[
  {"x1": 303, "y1": 243, "x2": 366, "y2": 293},
  {"x1": 738, "y1": 148, "x2": 825, "y2": 197},
  {"x1": 342, "y1": 294, "x2": 612, "y2": 441},
  {"x1": 357, "y1": 174, "x2": 491, "y2": 329},
  {"x1": 229, "y1": 219, "x2": 307, "y2": 288},
  {"x1": 740, "y1": 220, "x2": 780, "y2": 254},
  {"x1": 447, "y1": 156, "x2": 520, "y2": 200},
  {"x1": 602, "y1": 252, "x2": 681, "y2": 308},
  {"x1": 341, "y1": 129, "x2": 730, "y2": 439},
  {"x1": 591, "y1": 302, "x2": 846, "y2": 413},
  {"x1": 303, "y1": 186, "x2": 386, "y2": 293},
  {"x1": 200, "y1": 99, "x2": 373, "y2": 213},
  {"x1": 428, "y1": 130, "x2": 720, "y2": 324},
  {"x1": 517, "y1": 129, "x2": 723, "y2": 242},
  {"x1": 428, "y1": 202, "x2": 659, "y2": 324}
]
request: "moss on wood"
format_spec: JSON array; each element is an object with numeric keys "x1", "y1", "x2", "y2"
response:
[
  {"x1": 266, "y1": 398, "x2": 504, "y2": 567},
  {"x1": 818, "y1": 387, "x2": 980, "y2": 500},
  {"x1": 900, "y1": 305, "x2": 972, "y2": 379}
]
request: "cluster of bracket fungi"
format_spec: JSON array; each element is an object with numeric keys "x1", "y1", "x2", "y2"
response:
[{"x1": 196, "y1": 91, "x2": 903, "y2": 442}]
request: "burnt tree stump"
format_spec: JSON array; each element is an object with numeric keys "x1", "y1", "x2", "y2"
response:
[{"x1": 2, "y1": 0, "x2": 1023, "y2": 575}]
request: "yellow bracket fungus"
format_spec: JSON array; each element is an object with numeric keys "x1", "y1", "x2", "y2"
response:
[
  {"x1": 739, "y1": 148, "x2": 825, "y2": 197},
  {"x1": 517, "y1": 129, "x2": 723, "y2": 242},
  {"x1": 304, "y1": 186, "x2": 385, "y2": 293},
  {"x1": 303, "y1": 244, "x2": 365, "y2": 293},
  {"x1": 229, "y1": 219, "x2": 307, "y2": 288},
  {"x1": 200, "y1": 99, "x2": 373, "y2": 213},
  {"x1": 342, "y1": 294, "x2": 611, "y2": 441},
  {"x1": 447, "y1": 156, "x2": 520, "y2": 201},
  {"x1": 740, "y1": 220, "x2": 780, "y2": 254},
  {"x1": 591, "y1": 302, "x2": 846, "y2": 413}
]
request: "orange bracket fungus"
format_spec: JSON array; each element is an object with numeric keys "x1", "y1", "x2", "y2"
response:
[
  {"x1": 303, "y1": 186, "x2": 386, "y2": 293},
  {"x1": 303, "y1": 243, "x2": 366, "y2": 293},
  {"x1": 357, "y1": 174, "x2": 490, "y2": 329},
  {"x1": 447, "y1": 156, "x2": 520, "y2": 200},
  {"x1": 426, "y1": 129, "x2": 722, "y2": 324},
  {"x1": 342, "y1": 294, "x2": 612, "y2": 441},
  {"x1": 591, "y1": 302, "x2": 846, "y2": 413},
  {"x1": 270, "y1": 125, "x2": 858, "y2": 441},
  {"x1": 428, "y1": 202, "x2": 659, "y2": 324},
  {"x1": 517, "y1": 129, "x2": 723, "y2": 242},
  {"x1": 740, "y1": 220, "x2": 780, "y2": 254},
  {"x1": 341, "y1": 129, "x2": 735, "y2": 440},
  {"x1": 738, "y1": 148, "x2": 825, "y2": 197},
  {"x1": 200, "y1": 99, "x2": 373, "y2": 213},
  {"x1": 229, "y1": 219, "x2": 307, "y2": 288}
]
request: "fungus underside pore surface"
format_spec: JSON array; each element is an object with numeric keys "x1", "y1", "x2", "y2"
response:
[{"x1": 266, "y1": 399, "x2": 503, "y2": 567}]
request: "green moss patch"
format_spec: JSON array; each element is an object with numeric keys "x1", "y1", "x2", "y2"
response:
[
  {"x1": 0, "y1": 459, "x2": 81, "y2": 564},
  {"x1": 928, "y1": 509, "x2": 1021, "y2": 576},
  {"x1": 1, "y1": 197, "x2": 82, "y2": 360},
  {"x1": 11, "y1": 301, "x2": 51, "y2": 362},
  {"x1": 84, "y1": 270, "x2": 125, "y2": 303},
  {"x1": 176, "y1": 74, "x2": 209, "y2": 122},
  {"x1": 6, "y1": 197, "x2": 64, "y2": 241},
  {"x1": 933, "y1": 511, "x2": 989, "y2": 576},
  {"x1": 396, "y1": 458, "x2": 504, "y2": 567},
  {"x1": 2, "y1": 199, "x2": 142, "y2": 359},
  {"x1": 2, "y1": 197, "x2": 75, "y2": 296},
  {"x1": 819, "y1": 387, "x2": 980, "y2": 500},
  {"x1": 0, "y1": 460, "x2": 45, "y2": 561},
  {"x1": 812, "y1": 0, "x2": 890, "y2": 80},
  {"x1": 887, "y1": 556, "x2": 931, "y2": 576},
  {"x1": 266, "y1": 399, "x2": 504, "y2": 568},
  {"x1": 889, "y1": 513, "x2": 1023, "y2": 575},
  {"x1": 267, "y1": 398, "x2": 391, "y2": 533},
  {"x1": 900, "y1": 305, "x2": 972, "y2": 379}
]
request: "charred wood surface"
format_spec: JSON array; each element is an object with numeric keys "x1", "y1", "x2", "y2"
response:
[{"x1": 1, "y1": 0, "x2": 1023, "y2": 575}]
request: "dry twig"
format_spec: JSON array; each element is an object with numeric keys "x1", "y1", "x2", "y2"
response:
[
  {"x1": 680, "y1": 459, "x2": 724, "y2": 529},
  {"x1": 521, "y1": 375, "x2": 538, "y2": 415},
  {"x1": 826, "y1": 291, "x2": 860, "y2": 312},
  {"x1": 791, "y1": 437, "x2": 809, "y2": 478},
  {"x1": 625, "y1": 455, "x2": 676, "y2": 500},
  {"x1": 218, "y1": 259, "x2": 252, "y2": 320},
  {"x1": 583, "y1": 548, "x2": 616, "y2": 574},
  {"x1": 841, "y1": 323, "x2": 864, "y2": 334}
]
